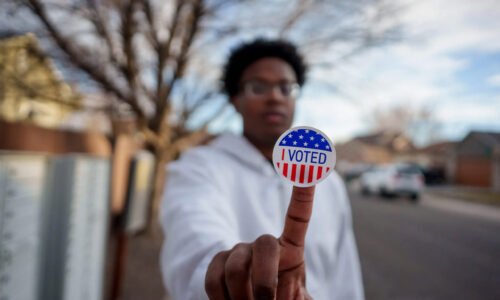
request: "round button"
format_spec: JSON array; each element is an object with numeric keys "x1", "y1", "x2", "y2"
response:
[{"x1": 272, "y1": 126, "x2": 336, "y2": 187}]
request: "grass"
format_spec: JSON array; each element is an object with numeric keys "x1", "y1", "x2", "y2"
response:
[{"x1": 430, "y1": 188, "x2": 500, "y2": 207}]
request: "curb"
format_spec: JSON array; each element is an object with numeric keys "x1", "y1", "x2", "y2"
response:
[{"x1": 421, "y1": 193, "x2": 500, "y2": 223}]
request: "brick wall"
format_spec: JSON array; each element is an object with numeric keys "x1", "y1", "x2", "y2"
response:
[{"x1": 0, "y1": 120, "x2": 111, "y2": 156}]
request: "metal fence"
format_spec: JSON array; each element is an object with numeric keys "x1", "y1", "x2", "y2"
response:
[{"x1": 0, "y1": 153, "x2": 110, "y2": 300}]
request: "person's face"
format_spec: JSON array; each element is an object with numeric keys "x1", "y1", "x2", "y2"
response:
[{"x1": 232, "y1": 57, "x2": 298, "y2": 146}]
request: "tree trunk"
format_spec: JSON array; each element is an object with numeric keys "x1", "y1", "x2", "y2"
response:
[
  {"x1": 147, "y1": 146, "x2": 172, "y2": 237},
  {"x1": 145, "y1": 127, "x2": 208, "y2": 235}
]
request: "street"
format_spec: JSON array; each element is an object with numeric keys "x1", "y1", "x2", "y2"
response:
[
  {"x1": 120, "y1": 190, "x2": 500, "y2": 300},
  {"x1": 351, "y1": 191, "x2": 500, "y2": 300}
]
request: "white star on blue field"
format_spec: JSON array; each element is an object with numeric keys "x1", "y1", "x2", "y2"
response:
[{"x1": 279, "y1": 129, "x2": 332, "y2": 152}]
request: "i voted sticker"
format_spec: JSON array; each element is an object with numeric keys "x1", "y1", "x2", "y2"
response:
[{"x1": 273, "y1": 126, "x2": 336, "y2": 187}]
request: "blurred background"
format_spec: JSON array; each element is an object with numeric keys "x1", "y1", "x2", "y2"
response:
[{"x1": 0, "y1": 0, "x2": 499, "y2": 299}]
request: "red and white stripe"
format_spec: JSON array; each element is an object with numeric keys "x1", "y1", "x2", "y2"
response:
[{"x1": 276, "y1": 162, "x2": 330, "y2": 185}]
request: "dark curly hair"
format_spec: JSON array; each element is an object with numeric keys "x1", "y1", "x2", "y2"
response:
[{"x1": 222, "y1": 39, "x2": 307, "y2": 98}]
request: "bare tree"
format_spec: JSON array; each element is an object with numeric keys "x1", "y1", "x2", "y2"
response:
[
  {"x1": 1, "y1": 0, "x2": 402, "y2": 227},
  {"x1": 367, "y1": 104, "x2": 442, "y2": 146}
]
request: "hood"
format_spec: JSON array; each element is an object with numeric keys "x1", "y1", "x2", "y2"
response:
[{"x1": 210, "y1": 133, "x2": 276, "y2": 176}]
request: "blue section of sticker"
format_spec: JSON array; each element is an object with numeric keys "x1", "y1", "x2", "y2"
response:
[{"x1": 278, "y1": 128, "x2": 332, "y2": 152}]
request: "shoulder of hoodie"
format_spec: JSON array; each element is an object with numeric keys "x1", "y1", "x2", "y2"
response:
[
  {"x1": 318, "y1": 169, "x2": 350, "y2": 210},
  {"x1": 168, "y1": 136, "x2": 235, "y2": 171}
]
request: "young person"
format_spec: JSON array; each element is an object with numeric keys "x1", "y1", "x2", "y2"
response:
[{"x1": 160, "y1": 39, "x2": 364, "y2": 300}]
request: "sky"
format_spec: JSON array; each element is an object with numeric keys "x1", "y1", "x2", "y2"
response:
[
  {"x1": 208, "y1": 0, "x2": 500, "y2": 145},
  {"x1": 3, "y1": 0, "x2": 497, "y2": 145}
]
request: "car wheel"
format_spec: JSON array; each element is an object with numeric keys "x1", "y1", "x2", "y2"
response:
[
  {"x1": 410, "y1": 193, "x2": 420, "y2": 203},
  {"x1": 379, "y1": 187, "x2": 388, "y2": 198},
  {"x1": 380, "y1": 187, "x2": 396, "y2": 200}
]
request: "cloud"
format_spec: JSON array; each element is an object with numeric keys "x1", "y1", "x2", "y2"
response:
[
  {"x1": 436, "y1": 97, "x2": 500, "y2": 122},
  {"x1": 400, "y1": 0, "x2": 500, "y2": 53},
  {"x1": 487, "y1": 74, "x2": 500, "y2": 87},
  {"x1": 296, "y1": 93, "x2": 365, "y2": 143},
  {"x1": 207, "y1": 0, "x2": 500, "y2": 145},
  {"x1": 299, "y1": 0, "x2": 500, "y2": 144}
]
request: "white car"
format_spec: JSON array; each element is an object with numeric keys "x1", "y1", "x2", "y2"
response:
[{"x1": 360, "y1": 164, "x2": 424, "y2": 201}]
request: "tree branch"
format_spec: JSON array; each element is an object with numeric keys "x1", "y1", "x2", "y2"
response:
[
  {"x1": 278, "y1": 0, "x2": 313, "y2": 37},
  {"x1": 142, "y1": 0, "x2": 160, "y2": 50},
  {"x1": 153, "y1": 0, "x2": 204, "y2": 133},
  {"x1": 121, "y1": 0, "x2": 140, "y2": 97},
  {"x1": 25, "y1": 0, "x2": 148, "y2": 124},
  {"x1": 86, "y1": 0, "x2": 123, "y2": 68},
  {"x1": 155, "y1": 0, "x2": 185, "y2": 106}
]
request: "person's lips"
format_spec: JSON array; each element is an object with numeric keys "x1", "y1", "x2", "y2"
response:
[{"x1": 263, "y1": 111, "x2": 287, "y2": 124}]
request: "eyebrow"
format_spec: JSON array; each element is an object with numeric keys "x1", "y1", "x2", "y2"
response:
[{"x1": 244, "y1": 77, "x2": 296, "y2": 84}]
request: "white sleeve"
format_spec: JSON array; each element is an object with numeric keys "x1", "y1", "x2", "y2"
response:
[
  {"x1": 330, "y1": 177, "x2": 365, "y2": 300},
  {"x1": 159, "y1": 150, "x2": 239, "y2": 300}
]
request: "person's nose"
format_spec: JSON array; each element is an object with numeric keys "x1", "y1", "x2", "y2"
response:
[{"x1": 267, "y1": 86, "x2": 286, "y2": 104}]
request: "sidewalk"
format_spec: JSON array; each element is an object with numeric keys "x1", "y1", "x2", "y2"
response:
[
  {"x1": 105, "y1": 222, "x2": 168, "y2": 300},
  {"x1": 425, "y1": 185, "x2": 500, "y2": 207},
  {"x1": 422, "y1": 186, "x2": 500, "y2": 223},
  {"x1": 121, "y1": 227, "x2": 167, "y2": 300}
]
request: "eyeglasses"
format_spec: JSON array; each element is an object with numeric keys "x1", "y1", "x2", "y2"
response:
[{"x1": 240, "y1": 80, "x2": 301, "y2": 99}]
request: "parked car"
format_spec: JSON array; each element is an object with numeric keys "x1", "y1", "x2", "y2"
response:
[
  {"x1": 360, "y1": 164, "x2": 424, "y2": 201},
  {"x1": 419, "y1": 166, "x2": 446, "y2": 185}
]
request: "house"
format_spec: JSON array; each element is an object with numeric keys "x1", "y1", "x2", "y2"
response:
[
  {"x1": 396, "y1": 141, "x2": 457, "y2": 184},
  {"x1": 397, "y1": 141, "x2": 455, "y2": 168},
  {"x1": 0, "y1": 34, "x2": 81, "y2": 128},
  {"x1": 449, "y1": 131, "x2": 500, "y2": 189},
  {"x1": 335, "y1": 131, "x2": 415, "y2": 177},
  {"x1": 337, "y1": 132, "x2": 414, "y2": 163}
]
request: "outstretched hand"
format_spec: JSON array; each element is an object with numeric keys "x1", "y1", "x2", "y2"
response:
[{"x1": 205, "y1": 186, "x2": 315, "y2": 300}]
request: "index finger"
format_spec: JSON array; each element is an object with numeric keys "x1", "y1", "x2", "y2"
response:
[{"x1": 279, "y1": 186, "x2": 315, "y2": 265}]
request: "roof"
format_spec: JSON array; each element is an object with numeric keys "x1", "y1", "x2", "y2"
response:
[
  {"x1": 415, "y1": 141, "x2": 457, "y2": 154},
  {"x1": 465, "y1": 131, "x2": 500, "y2": 147},
  {"x1": 353, "y1": 131, "x2": 415, "y2": 152},
  {"x1": 336, "y1": 139, "x2": 394, "y2": 164},
  {"x1": 455, "y1": 130, "x2": 500, "y2": 157}
]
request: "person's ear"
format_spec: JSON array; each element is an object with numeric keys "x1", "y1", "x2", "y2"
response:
[{"x1": 231, "y1": 95, "x2": 243, "y2": 114}]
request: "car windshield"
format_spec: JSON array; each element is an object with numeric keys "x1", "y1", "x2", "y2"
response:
[{"x1": 397, "y1": 166, "x2": 421, "y2": 175}]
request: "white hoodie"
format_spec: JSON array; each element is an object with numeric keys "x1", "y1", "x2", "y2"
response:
[{"x1": 160, "y1": 133, "x2": 364, "y2": 300}]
